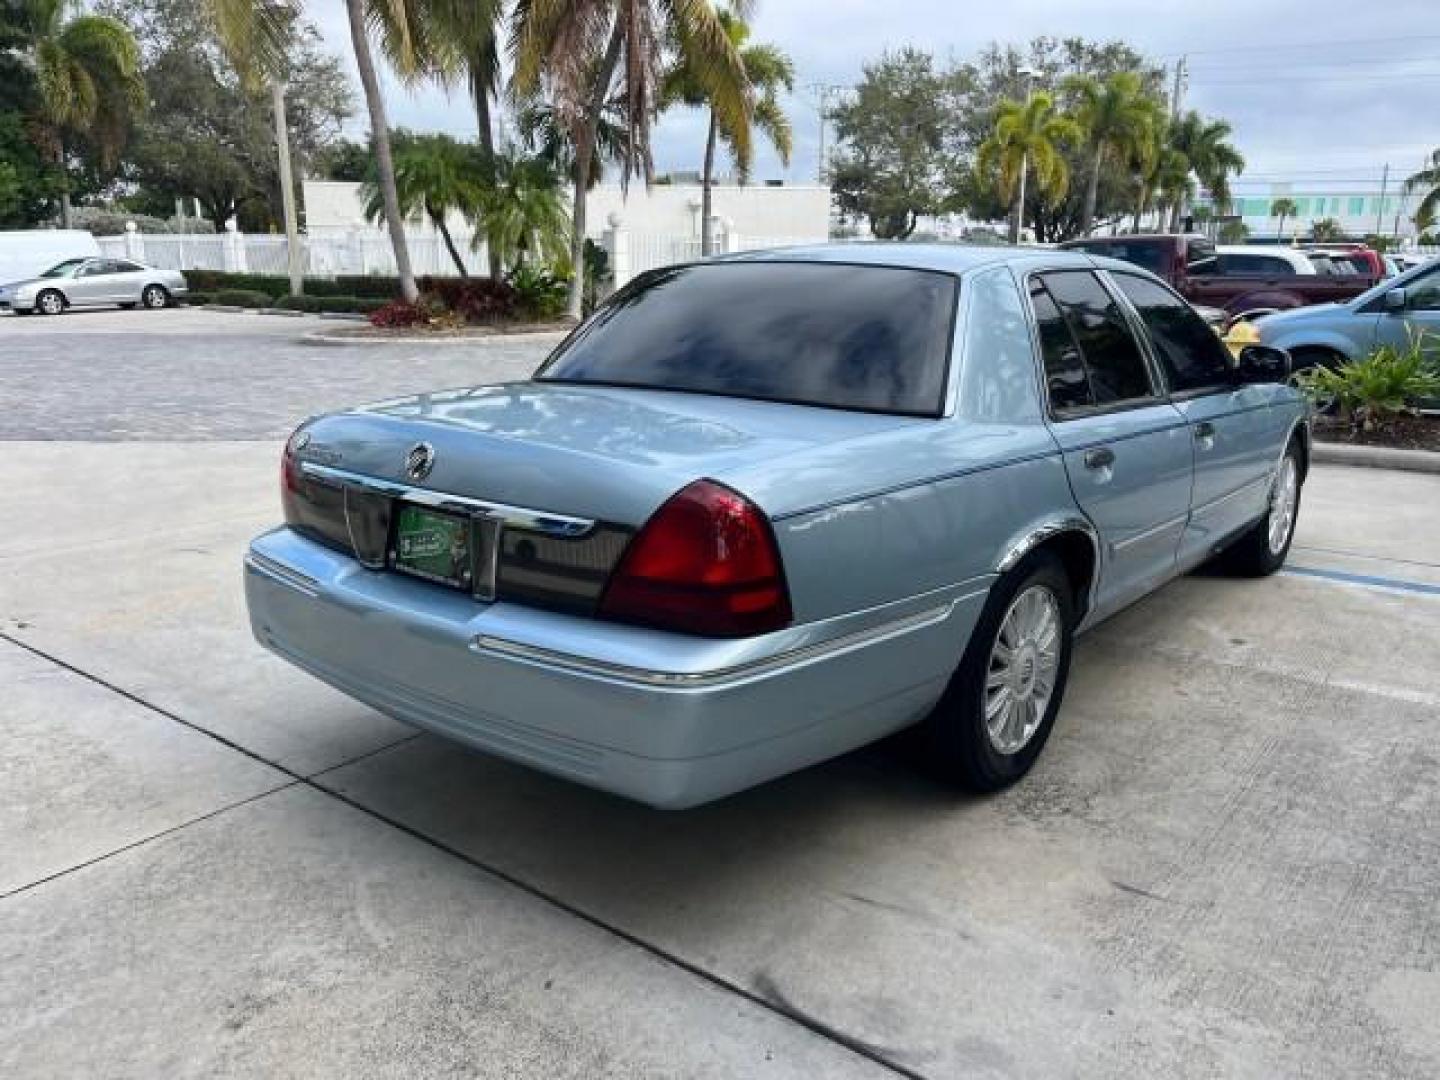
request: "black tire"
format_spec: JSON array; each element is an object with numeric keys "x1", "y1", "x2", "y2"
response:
[
  {"x1": 1288, "y1": 347, "x2": 1344, "y2": 375},
  {"x1": 36, "y1": 289, "x2": 65, "y2": 316},
  {"x1": 141, "y1": 284, "x2": 169, "y2": 309},
  {"x1": 919, "y1": 550, "x2": 1076, "y2": 792},
  {"x1": 1219, "y1": 441, "x2": 1303, "y2": 577},
  {"x1": 119, "y1": 302, "x2": 137, "y2": 309}
]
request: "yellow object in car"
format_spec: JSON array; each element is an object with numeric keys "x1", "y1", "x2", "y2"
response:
[{"x1": 1223, "y1": 319, "x2": 1260, "y2": 360}]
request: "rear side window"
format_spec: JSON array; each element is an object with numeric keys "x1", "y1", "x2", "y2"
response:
[
  {"x1": 1035, "y1": 270, "x2": 1154, "y2": 410},
  {"x1": 1111, "y1": 273, "x2": 1235, "y2": 394},
  {"x1": 1218, "y1": 254, "x2": 1294, "y2": 275},
  {"x1": 539, "y1": 262, "x2": 958, "y2": 416}
]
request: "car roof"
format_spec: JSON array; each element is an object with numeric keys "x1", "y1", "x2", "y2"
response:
[{"x1": 716, "y1": 242, "x2": 1111, "y2": 276}]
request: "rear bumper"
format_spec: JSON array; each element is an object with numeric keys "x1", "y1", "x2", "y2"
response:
[{"x1": 244, "y1": 527, "x2": 986, "y2": 807}]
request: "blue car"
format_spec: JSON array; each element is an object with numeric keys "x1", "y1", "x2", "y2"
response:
[
  {"x1": 245, "y1": 246, "x2": 1308, "y2": 808},
  {"x1": 1255, "y1": 256, "x2": 1440, "y2": 370}
]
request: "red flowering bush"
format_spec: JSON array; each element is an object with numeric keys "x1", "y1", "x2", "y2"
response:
[
  {"x1": 417, "y1": 276, "x2": 520, "y2": 323},
  {"x1": 367, "y1": 299, "x2": 431, "y2": 328}
]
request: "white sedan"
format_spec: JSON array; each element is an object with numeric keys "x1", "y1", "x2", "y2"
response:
[{"x1": 0, "y1": 257, "x2": 188, "y2": 315}]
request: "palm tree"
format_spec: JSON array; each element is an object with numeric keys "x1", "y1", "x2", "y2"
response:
[
  {"x1": 1271, "y1": 196, "x2": 1298, "y2": 241},
  {"x1": 662, "y1": 9, "x2": 794, "y2": 255},
  {"x1": 976, "y1": 92, "x2": 1080, "y2": 242},
  {"x1": 1403, "y1": 150, "x2": 1440, "y2": 234},
  {"x1": 372, "y1": 0, "x2": 506, "y2": 276},
  {"x1": 23, "y1": 0, "x2": 145, "y2": 228},
  {"x1": 208, "y1": 0, "x2": 421, "y2": 302},
  {"x1": 478, "y1": 149, "x2": 571, "y2": 273},
  {"x1": 1166, "y1": 111, "x2": 1245, "y2": 231},
  {"x1": 511, "y1": 0, "x2": 751, "y2": 319},
  {"x1": 362, "y1": 131, "x2": 484, "y2": 277},
  {"x1": 1064, "y1": 71, "x2": 1162, "y2": 237},
  {"x1": 1311, "y1": 217, "x2": 1345, "y2": 242},
  {"x1": 1133, "y1": 142, "x2": 1187, "y2": 233}
]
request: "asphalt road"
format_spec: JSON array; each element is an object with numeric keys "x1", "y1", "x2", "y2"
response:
[{"x1": 4, "y1": 309, "x2": 1440, "y2": 1078}]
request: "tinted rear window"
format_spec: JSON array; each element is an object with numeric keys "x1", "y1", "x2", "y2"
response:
[{"x1": 538, "y1": 262, "x2": 958, "y2": 416}]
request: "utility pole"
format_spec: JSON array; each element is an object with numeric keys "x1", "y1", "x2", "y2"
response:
[
  {"x1": 808, "y1": 83, "x2": 843, "y2": 183},
  {"x1": 272, "y1": 80, "x2": 303, "y2": 297},
  {"x1": 1169, "y1": 56, "x2": 1187, "y2": 121},
  {"x1": 1374, "y1": 162, "x2": 1389, "y2": 236}
]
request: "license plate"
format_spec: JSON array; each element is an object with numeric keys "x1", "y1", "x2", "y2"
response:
[{"x1": 392, "y1": 504, "x2": 474, "y2": 590}]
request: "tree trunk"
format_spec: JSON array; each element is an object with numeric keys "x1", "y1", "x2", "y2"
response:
[
  {"x1": 1080, "y1": 151, "x2": 1101, "y2": 236},
  {"x1": 1132, "y1": 182, "x2": 1145, "y2": 232},
  {"x1": 1277, "y1": 213, "x2": 1287, "y2": 240},
  {"x1": 472, "y1": 75, "x2": 502, "y2": 280},
  {"x1": 345, "y1": 0, "x2": 418, "y2": 302},
  {"x1": 56, "y1": 140, "x2": 72, "y2": 229},
  {"x1": 700, "y1": 110, "x2": 718, "y2": 256},
  {"x1": 434, "y1": 212, "x2": 468, "y2": 277},
  {"x1": 565, "y1": 25, "x2": 625, "y2": 322}
]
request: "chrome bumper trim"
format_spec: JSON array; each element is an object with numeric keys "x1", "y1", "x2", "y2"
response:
[
  {"x1": 299, "y1": 462, "x2": 596, "y2": 537},
  {"x1": 472, "y1": 601, "x2": 961, "y2": 689},
  {"x1": 245, "y1": 552, "x2": 320, "y2": 597}
]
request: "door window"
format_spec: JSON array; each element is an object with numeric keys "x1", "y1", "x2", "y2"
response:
[
  {"x1": 1036, "y1": 271, "x2": 1156, "y2": 410},
  {"x1": 1111, "y1": 272, "x2": 1235, "y2": 394},
  {"x1": 1217, "y1": 254, "x2": 1294, "y2": 275},
  {"x1": 1028, "y1": 279, "x2": 1092, "y2": 411},
  {"x1": 1405, "y1": 268, "x2": 1440, "y2": 311},
  {"x1": 1185, "y1": 240, "x2": 1218, "y2": 274}
]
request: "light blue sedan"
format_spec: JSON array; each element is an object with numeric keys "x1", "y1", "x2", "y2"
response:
[
  {"x1": 244, "y1": 246, "x2": 1308, "y2": 807},
  {"x1": 1255, "y1": 256, "x2": 1440, "y2": 369}
]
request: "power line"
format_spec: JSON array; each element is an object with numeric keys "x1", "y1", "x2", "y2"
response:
[
  {"x1": 1195, "y1": 72, "x2": 1440, "y2": 85},
  {"x1": 1150, "y1": 33, "x2": 1440, "y2": 58}
]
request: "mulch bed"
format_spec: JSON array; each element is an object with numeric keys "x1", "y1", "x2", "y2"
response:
[
  {"x1": 1313, "y1": 413, "x2": 1440, "y2": 452},
  {"x1": 324, "y1": 320, "x2": 576, "y2": 340}
]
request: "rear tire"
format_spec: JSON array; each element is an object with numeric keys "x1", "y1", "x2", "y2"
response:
[
  {"x1": 142, "y1": 284, "x2": 169, "y2": 309},
  {"x1": 1219, "y1": 442, "x2": 1302, "y2": 577},
  {"x1": 36, "y1": 289, "x2": 64, "y2": 316},
  {"x1": 919, "y1": 551, "x2": 1075, "y2": 792}
]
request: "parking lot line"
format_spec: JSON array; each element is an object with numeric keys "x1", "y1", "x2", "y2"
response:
[{"x1": 1283, "y1": 564, "x2": 1440, "y2": 597}]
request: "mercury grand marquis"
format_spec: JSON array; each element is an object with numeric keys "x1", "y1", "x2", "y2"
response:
[{"x1": 244, "y1": 245, "x2": 1308, "y2": 808}]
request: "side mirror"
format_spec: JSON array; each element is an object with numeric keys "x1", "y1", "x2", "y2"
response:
[
  {"x1": 1235, "y1": 344, "x2": 1292, "y2": 384},
  {"x1": 1384, "y1": 287, "x2": 1407, "y2": 311}
]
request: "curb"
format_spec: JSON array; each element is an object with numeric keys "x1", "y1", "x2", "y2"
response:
[
  {"x1": 299, "y1": 328, "x2": 571, "y2": 347},
  {"x1": 1312, "y1": 440, "x2": 1440, "y2": 475}
]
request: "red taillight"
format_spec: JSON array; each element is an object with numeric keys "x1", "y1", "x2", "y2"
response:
[{"x1": 599, "y1": 480, "x2": 791, "y2": 638}]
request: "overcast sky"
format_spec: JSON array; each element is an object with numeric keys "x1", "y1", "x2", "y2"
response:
[{"x1": 307, "y1": 0, "x2": 1440, "y2": 193}]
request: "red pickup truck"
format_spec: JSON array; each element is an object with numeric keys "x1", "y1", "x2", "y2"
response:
[{"x1": 1059, "y1": 234, "x2": 1376, "y2": 320}]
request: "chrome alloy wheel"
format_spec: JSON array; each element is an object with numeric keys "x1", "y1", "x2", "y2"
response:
[
  {"x1": 1268, "y1": 456, "x2": 1299, "y2": 555},
  {"x1": 984, "y1": 585, "x2": 1062, "y2": 755},
  {"x1": 37, "y1": 291, "x2": 63, "y2": 315}
]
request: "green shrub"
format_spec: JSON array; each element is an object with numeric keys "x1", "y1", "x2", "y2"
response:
[
  {"x1": 356, "y1": 298, "x2": 387, "y2": 314},
  {"x1": 275, "y1": 294, "x2": 323, "y2": 312},
  {"x1": 368, "y1": 299, "x2": 432, "y2": 328},
  {"x1": 185, "y1": 291, "x2": 213, "y2": 306},
  {"x1": 182, "y1": 271, "x2": 412, "y2": 300},
  {"x1": 213, "y1": 288, "x2": 273, "y2": 308},
  {"x1": 1295, "y1": 337, "x2": 1440, "y2": 430},
  {"x1": 334, "y1": 275, "x2": 405, "y2": 299},
  {"x1": 507, "y1": 265, "x2": 568, "y2": 319}
]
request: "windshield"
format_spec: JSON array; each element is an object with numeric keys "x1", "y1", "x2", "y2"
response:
[
  {"x1": 538, "y1": 261, "x2": 959, "y2": 417},
  {"x1": 40, "y1": 259, "x2": 87, "y2": 278}
]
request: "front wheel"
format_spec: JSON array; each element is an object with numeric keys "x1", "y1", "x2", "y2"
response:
[
  {"x1": 919, "y1": 551, "x2": 1076, "y2": 792},
  {"x1": 36, "y1": 289, "x2": 64, "y2": 316},
  {"x1": 142, "y1": 284, "x2": 169, "y2": 309},
  {"x1": 1220, "y1": 443, "x2": 1302, "y2": 576}
]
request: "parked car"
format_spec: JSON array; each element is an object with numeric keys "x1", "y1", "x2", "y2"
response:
[
  {"x1": 245, "y1": 246, "x2": 1309, "y2": 808},
  {"x1": 1254, "y1": 256, "x2": 1440, "y2": 370},
  {"x1": 1306, "y1": 244, "x2": 1386, "y2": 278},
  {"x1": 1060, "y1": 234, "x2": 1374, "y2": 321},
  {"x1": 1216, "y1": 245, "x2": 1318, "y2": 276},
  {"x1": 0, "y1": 256, "x2": 187, "y2": 314}
]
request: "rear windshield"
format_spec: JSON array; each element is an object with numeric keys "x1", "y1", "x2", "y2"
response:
[{"x1": 538, "y1": 261, "x2": 959, "y2": 416}]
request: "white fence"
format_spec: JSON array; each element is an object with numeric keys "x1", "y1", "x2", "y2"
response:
[{"x1": 96, "y1": 221, "x2": 820, "y2": 288}]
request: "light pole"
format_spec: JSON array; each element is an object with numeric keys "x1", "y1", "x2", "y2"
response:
[{"x1": 1012, "y1": 66, "x2": 1037, "y2": 244}]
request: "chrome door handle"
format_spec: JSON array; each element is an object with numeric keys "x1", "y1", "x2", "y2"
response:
[{"x1": 1083, "y1": 447, "x2": 1115, "y2": 470}]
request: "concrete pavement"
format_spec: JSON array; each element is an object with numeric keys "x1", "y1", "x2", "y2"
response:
[{"x1": 3, "y1": 310, "x2": 1439, "y2": 1078}]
